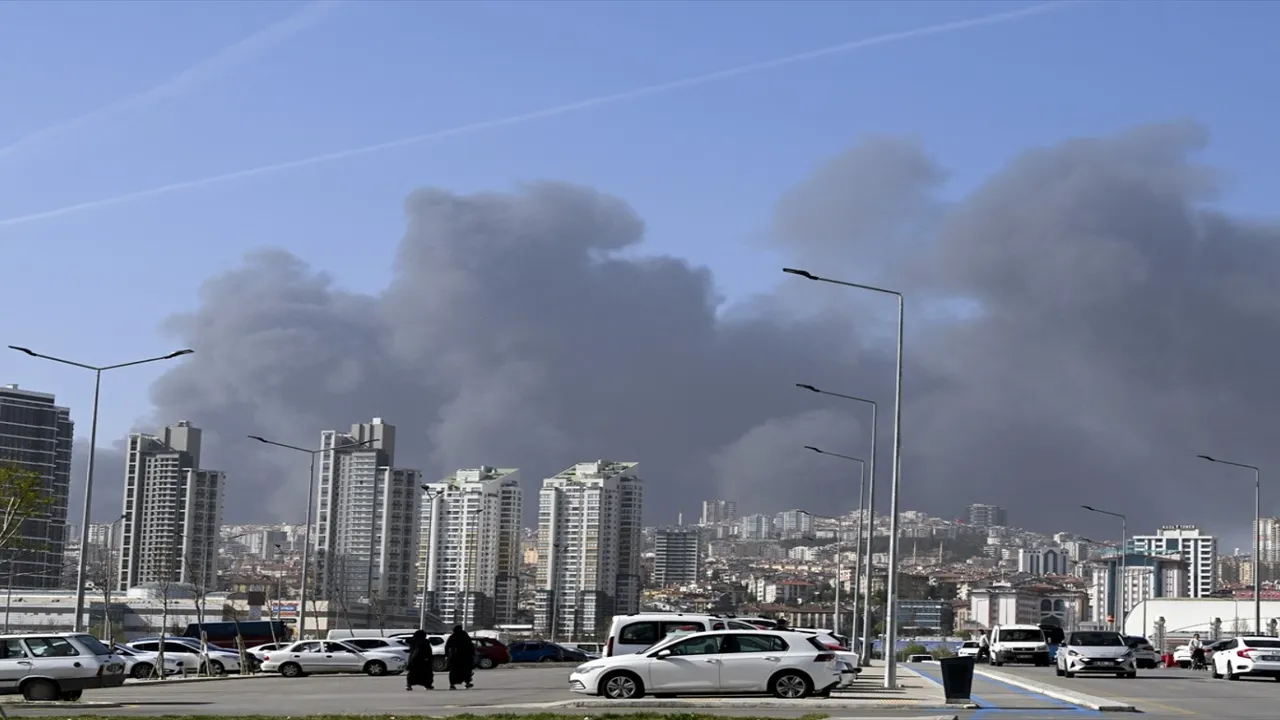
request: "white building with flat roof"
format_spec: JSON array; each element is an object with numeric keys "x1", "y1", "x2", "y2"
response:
[
  {"x1": 536, "y1": 460, "x2": 643, "y2": 640},
  {"x1": 418, "y1": 466, "x2": 523, "y2": 627},
  {"x1": 1130, "y1": 525, "x2": 1217, "y2": 598}
]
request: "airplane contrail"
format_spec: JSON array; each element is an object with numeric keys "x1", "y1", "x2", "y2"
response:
[
  {"x1": 0, "y1": 1, "x2": 1081, "y2": 230},
  {"x1": 0, "y1": 0, "x2": 344, "y2": 162}
]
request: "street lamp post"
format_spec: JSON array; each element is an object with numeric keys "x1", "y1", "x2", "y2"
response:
[
  {"x1": 1198, "y1": 455, "x2": 1263, "y2": 634},
  {"x1": 784, "y1": 268, "x2": 904, "y2": 687},
  {"x1": 1081, "y1": 505, "x2": 1127, "y2": 632},
  {"x1": 797, "y1": 384, "x2": 878, "y2": 665},
  {"x1": 248, "y1": 434, "x2": 376, "y2": 639},
  {"x1": 8, "y1": 345, "x2": 193, "y2": 632},
  {"x1": 418, "y1": 486, "x2": 445, "y2": 630},
  {"x1": 801, "y1": 448, "x2": 866, "y2": 642}
]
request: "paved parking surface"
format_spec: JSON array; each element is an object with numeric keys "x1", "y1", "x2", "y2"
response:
[
  {"x1": 988, "y1": 663, "x2": 1280, "y2": 719},
  {"x1": 0, "y1": 666, "x2": 948, "y2": 718}
]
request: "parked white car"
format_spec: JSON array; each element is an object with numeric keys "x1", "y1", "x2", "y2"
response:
[
  {"x1": 261, "y1": 640, "x2": 406, "y2": 677},
  {"x1": 604, "y1": 614, "x2": 764, "y2": 656},
  {"x1": 957, "y1": 641, "x2": 981, "y2": 658},
  {"x1": 1055, "y1": 630, "x2": 1137, "y2": 678},
  {"x1": 111, "y1": 644, "x2": 184, "y2": 679},
  {"x1": 127, "y1": 637, "x2": 243, "y2": 676},
  {"x1": 0, "y1": 633, "x2": 127, "y2": 701},
  {"x1": 1211, "y1": 636, "x2": 1280, "y2": 680},
  {"x1": 246, "y1": 642, "x2": 290, "y2": 663},
  {"x1": 569, "y1": 629, "x2": 842, "y2": 699},
  {"x1": 344, "y1": 636, "x2": 410, "y2": 660},
  {"x1": 1123, "y1": 636, "x2": 1160, "y2": 669}
]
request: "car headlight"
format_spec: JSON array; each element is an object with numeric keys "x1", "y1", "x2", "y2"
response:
[
  {"x1": 1121, "y1": 650, "x2": 1133, "y2": 658},
  {"x1": 576, "y1": 662, "x2": 601, "y2": 673}
]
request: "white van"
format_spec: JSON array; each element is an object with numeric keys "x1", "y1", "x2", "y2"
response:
[
  {"x1": 989, "y1": 624, "x2": 1051, "y2": 666},
  {"x1": 604, "y1": 614, "x2": 763, "y2": 656},
  {"x1": 0, "y1": 633, "x2": 127, "y2": 701}
]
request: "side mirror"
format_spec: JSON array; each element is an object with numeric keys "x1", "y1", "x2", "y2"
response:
[{"x1": 654, "y1": 649, "x2": 672, "y2": 659}]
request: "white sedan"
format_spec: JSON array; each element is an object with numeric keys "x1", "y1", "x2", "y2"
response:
[
  {"x1": 112, "y1": 645, "x2": 184, "y2": 680},
  {"x1": 261, "y1": 640, "x2": 405, "y2": 677},
  {"x1": 1212, "y1": 636, "x2": 1280, "y2": 680},
  {"x1": 569, "y1": 629, "x2": 842, "y2": 699}
]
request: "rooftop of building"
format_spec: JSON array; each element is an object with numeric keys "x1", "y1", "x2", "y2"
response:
[
  {"x1": 433, "y1": 466, "x2": 520, "y2": 486},
  {"x1": 547, "y1": 460, "x2": 639, "y2": 482}
]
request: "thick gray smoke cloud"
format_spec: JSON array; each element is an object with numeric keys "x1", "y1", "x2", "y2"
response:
[{"x1": 103, "y1": 120, "x2": 1278, "y2": 544}]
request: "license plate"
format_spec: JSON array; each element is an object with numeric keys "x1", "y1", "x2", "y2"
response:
[
  {"x1": 1017, "y1": 655, "x2": 1031, "y2": 659},
  {"x1": 1095, "y1": 660, "x2": 1113, "y2": 664}
]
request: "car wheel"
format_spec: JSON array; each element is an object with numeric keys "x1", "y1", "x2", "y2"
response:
[
  {"x1": 1064, "y1": 671, "x2": 1075, "y2": 678},
  {"x1": 280, "y1": 662, "x2": 303, "y2": 678},
  {"x1": 1227, "y1": 663, "x2": 1239, "y2": 680},
  {"x1": 1055, "y1": 665, "x2": 1064, "y2": 677},
  {"x1": 132, "y1": 662, "x2": 155, "y2": 680},
  {"x1": 59, "y1": 690, "x2": 83, "y2": 702},
  {"x1": 1125, "y1": 672, "x2": 1137, "y2": 679},
  {"x1": 364, "y1": 660, "x2": 387, "y2": 676},
  {"x1": 770, "y1": 670, "x2": 812, "y2": 699},
  {"x1": 1178, "y1": 661, "x2": 1190, "y2": 669},
  {"x1": 600, "y1": 671, "x2": 644, "y2": 699},
  {"x1": 477, "y1": 656, "x2": 495, "y2": 670},
  {"x1": 432, "y1": 657, "x2": 448, "y2": 672},
  {"x1": 21, "y1": 678, "x2": 59, "y2": 702},
  {"x1": 202, "y1": 660, "x2": 225, "y2": 676},
  {"x1": 539, "y1": 656, "x2": 555, "y2": 663}
]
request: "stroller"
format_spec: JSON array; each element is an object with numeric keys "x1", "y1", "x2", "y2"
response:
[{"x1": 1191, "y1": 647, "x2": 1207, "y2": 671}]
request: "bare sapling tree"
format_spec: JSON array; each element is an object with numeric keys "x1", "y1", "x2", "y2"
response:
[
  {"x1": 86, "y1": 548, "x2": 116, "y2": 642},
  {"x1": 153, "y1": 543, "x2": 184, "y2": 680},
  {"x1": 369, "y1": 589, "x2": 387, "y2": 636},
  {"x1": 185, "y1": 545, "x2": 214, "y2": 676},
  {"x1": 0, "y1": 464, "x2": 52, "y2": 609}
]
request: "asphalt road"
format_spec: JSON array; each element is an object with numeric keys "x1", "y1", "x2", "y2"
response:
[
  {"x1": 987, "y1": 663, "x2": 1280, "y2": 719},
  {"x1": 0, "y1": 666, "x2": 948, "y2": 719}
]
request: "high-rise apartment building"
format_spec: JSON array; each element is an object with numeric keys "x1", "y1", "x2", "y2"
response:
[
  {"x1": 118, "y1": 422, "x2": 224, "y2": 590},
  {"x1": 536, "y1": 460, "x2": 643, "y2": 640},
  {"x1": 0, "y1": 384, "x2": 73, "y2": 590},
  {"x1": 1130, "y1": 525, "x2": 1217, "y2": 597},
  {"x1": 654, "y1": 526, "x2": 701, "y2": 587},
  {"x1": 418, "y1": 466, "x2": 523, "y2": 627},
  {"x1": 699, "y1": 500, "x2": 737, "y2": 526},
  {"x1": 739, "y1": 513, "x2": 774, "y2": 540},
  {"x1": 313, "y1": 418, "x2": 421, "y2": 612},
  {"x1": 1256, "y1": 517, "x2": 1280, "y2": 564},
  {"x1": 776, "y1": 509, "x2": 813, "y2": 539},
  {"x1": 968, "y1": 504, "x2": 1008, "y2": 528}
]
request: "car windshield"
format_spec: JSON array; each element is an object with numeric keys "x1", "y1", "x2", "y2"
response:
[
  {"x1": 962, "y1": 642, "x2": 979, "y2": 648},
  {"x1": 999, "y1": 630, "x2": 1044, "y2": 642},
  {"x1": 1125, "y1": 637, "x2": 1149, "y2": 645},
  {"x1": 1071, "y1": 633, "x2": 1125, "y2": 647},
  {"x1": 75, "y1": 635, "x2": 113, "y2": 655},
  {"x1": 1246, "y1": 639, "x2": 1280, "y2": 649}
]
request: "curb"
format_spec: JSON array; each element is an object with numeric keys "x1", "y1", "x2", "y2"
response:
[
  {"x1": 127, "y1": 673, "x2": 276, "y2": 686},
  {"x1": 555, "y1": 698, "x2": 973, "y2": 709},
  {"x1": 897, "y1": 664, "x2": 981, "y2": 710},
  {"x1": 973, "y1": 668, "x2": 1137, "y2": 712},
  {"x1": 0, "y1": 702, "x2": 122, "y2": 708}
]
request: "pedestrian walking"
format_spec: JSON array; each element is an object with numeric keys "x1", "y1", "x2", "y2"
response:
[
  {"x1": 445, "y1": 625, "x2": 475, "y2": 690},
  {"x1": 405, "y1": 630, "x2": 434, "y2": 691}
]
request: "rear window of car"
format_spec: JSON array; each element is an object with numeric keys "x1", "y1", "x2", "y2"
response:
[
  {"x1": 75, "y1": 635, "x2": 112, "y2": 655},
  {"x1": 1246, "y1": 639, "x2": 1280, "y2": 649},
  {"x1": 25, "y1": 637, "x2": 81, "y2": 657}
]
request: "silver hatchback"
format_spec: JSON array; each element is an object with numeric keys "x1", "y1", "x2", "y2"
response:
[{"x1": 1056, "y1": 630, "x2": 1137, "y2": 679}]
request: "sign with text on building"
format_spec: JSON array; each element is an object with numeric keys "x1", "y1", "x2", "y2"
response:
[{"x1": 271, "y1": 602, "x2": 299, "y2": 618}]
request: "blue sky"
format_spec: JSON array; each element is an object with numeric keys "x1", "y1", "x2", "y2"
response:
[{"x1": 1, "y1": 0, "x2": 1277, "y2": 445}]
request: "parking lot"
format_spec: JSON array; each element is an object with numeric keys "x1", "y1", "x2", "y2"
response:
[{"x1": 1, "y1": 664, "x2": 952, "y2": 718}]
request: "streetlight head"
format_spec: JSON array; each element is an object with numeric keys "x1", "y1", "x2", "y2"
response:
[
  {"x1": 782, "y1": 267, "x2": 818, "y2": 280},
  {"x1": 165, "y1": 349, "x2": 195, "y2": 359},
  {"x1": 7, "y1": 346, "x2": 35, "y2": 356},
  {"x1": 803, "y1": 445, "x2": 823, "y2": 454},
  {"x1": 1197, "y1": 454, "x2": 1216, "y2": 462},
  {"x1": 795, "y1": 383, "x2": 819, "y2": 393},
  {"x1": 1081, "y1": 505, "x2": 1096, "y2": 512},
  {"x1": 247, "y1": 435, "x2": 268, "y2": 444}
]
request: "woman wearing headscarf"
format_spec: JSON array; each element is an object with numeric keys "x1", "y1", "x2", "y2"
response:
[
  {"x1": 445, "y1": 625, "x2": 475, "y2": 690},
  {"x1": 405, "y1": 630, "x2": 434, "y2": 691}
]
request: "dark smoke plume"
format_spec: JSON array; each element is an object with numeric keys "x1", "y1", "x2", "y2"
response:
[{"x1": 110, "y1": 121, "x2": 1278, "y2": 545}]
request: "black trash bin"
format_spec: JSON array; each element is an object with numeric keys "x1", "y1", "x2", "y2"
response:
[{"x1": 938, "y1": 656, "x2": 975, "y2": 703}]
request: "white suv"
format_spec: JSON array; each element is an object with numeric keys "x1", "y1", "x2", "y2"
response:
[
  {"x1": 605, "y1": 614, "x2": 762, "y2": 656},
  {"x1": 989, "y1": 624, "x2": 1051, "y2": 666},
  {"x1": 0, "y1": 633, "x2": 126, "y2": 701}
]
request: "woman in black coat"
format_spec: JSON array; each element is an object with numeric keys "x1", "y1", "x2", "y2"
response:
[
  {"x1": 445, "y1": 625, "x2": 475, "y2": 690},
  {"x1": 405, "y1": 630, "x2": 434, "y2": 691}
]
